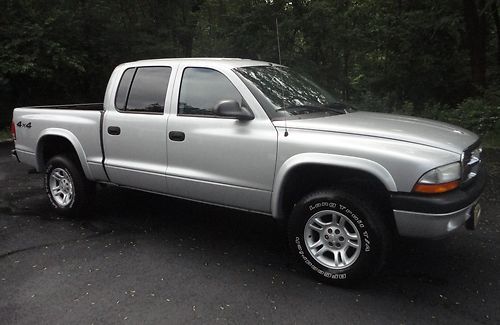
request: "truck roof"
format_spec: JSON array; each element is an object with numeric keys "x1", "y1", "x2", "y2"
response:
[{"x1": 120, "y1": 57, "x2": 275, "y2": 69}]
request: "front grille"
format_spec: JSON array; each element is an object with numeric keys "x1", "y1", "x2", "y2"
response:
[{"x1": 461, "y1": 141, "x2": 482, "y2": 184}]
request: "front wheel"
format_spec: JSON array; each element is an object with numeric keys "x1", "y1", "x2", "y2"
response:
[
  {"x1": 288, "y1": 190, "x2": 391, "y2": 284},
  {"x1": 44, "y1": 155, "x2": 95, "y2": 217}
]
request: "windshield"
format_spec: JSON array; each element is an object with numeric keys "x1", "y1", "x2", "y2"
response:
[{"x1": 234, "y1": 65, "x2": 354, "y2": 119}]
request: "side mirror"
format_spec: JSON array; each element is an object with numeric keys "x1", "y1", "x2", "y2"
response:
[{"x1": 214, "y1": 100, "x2": 254, "y2": 121}]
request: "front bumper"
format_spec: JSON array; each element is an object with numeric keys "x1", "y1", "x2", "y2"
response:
[{"x1": 390, "y1": 168, "x2": 486, "y2": 239}]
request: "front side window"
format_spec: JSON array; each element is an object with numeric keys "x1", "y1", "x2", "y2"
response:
[
  {"x1": 115, "y1": 66, "x2": 171, "y2": 113},
  {"x1": 178, "y1": 67, "x2": 244, "y2": 116}
]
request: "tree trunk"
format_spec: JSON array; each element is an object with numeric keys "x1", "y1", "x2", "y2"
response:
[
  {"x1": 343, "y1": 50, "x2": 350, "y2": 101},
  {"x1": 396, "y1": 0, "x2": 403, "y2": 15},
  {"x1": 463, "y1": 0, "x2": 488, "y2": 89},
  {"x1": 491, "y1": 0, "x2": 500, "y2": 65}
]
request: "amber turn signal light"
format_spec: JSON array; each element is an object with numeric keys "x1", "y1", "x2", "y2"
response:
[{"x1": 413, "y1": 180, "x2": 460, "y2": 194}]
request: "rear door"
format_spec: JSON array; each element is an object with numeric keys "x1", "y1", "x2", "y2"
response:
[{"x1": 103, "y1": 64, "x2": 176, "y2": 193}]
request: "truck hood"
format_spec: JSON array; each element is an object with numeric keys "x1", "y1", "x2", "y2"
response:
[{"x1": 273, "y1": 111, "x2": 478, "y2": 153}]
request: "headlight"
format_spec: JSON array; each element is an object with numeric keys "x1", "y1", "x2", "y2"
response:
[{"x1": 413, "y1": 162, "x2": 461, "y2": 194}]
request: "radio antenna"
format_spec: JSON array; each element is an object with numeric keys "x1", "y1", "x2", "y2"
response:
[
  {"x1": 275, "y1": 17, "x2": 282, "y2": 65},
  {"x1": 275, "y1": 17, "x2": 288, "y2": 136}
]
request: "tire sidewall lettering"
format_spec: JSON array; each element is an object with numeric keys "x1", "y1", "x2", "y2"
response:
[
  {"x1": 295, "y1": 236, "x2": 346, "y2": 280},
  {"x1": 309, "y1": 201, "x2": 367, "y2": 230},
  {"x1": 296, "y1": 199, "x2": 373, "y2": 279}
]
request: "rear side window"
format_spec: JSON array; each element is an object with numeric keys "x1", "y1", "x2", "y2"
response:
[
  {"x1": 178, "y1": 67, "x2": 243, "y2": 116},
  {"x1": 115, "y1": 68, "x2": 135, "y2": 110},
  {"x1": 115, "y1": 66, "x2": 172, "y2": 113}
]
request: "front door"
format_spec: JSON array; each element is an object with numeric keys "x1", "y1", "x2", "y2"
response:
[{"x1": 166, "y1": 66, "x2": 278, "y2": 213}]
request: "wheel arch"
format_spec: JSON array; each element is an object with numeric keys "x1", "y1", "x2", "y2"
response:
[
  {"x1": 36, "y1": 129, "x2": 93, "y2": 179},
  {"x1": 272, "y1": 153, "x2": 397, "y2": 223}
]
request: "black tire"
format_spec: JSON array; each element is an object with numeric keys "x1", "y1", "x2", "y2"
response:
[
  {"x1": 288, "y1": 189, "x2": 391, "y2": 284},
  {"x1": 44, "y1": 154, "x2": 95, "y2": 217}
]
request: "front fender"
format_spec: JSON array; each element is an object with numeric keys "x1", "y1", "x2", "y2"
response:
[
  {"x1": 271, "y1": 153, "x2": 397, "y2": 219},
  {"x1": 36, "y1": 128, "x2": 93, "y2": 179}
]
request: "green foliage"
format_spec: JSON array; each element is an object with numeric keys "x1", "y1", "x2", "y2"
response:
[
  {"x1": 0, "y1": 127, "x2": 10, "y2": 142},
  {"x1": 0, "y1": 0, "x2": 499, "y2": 146},
  {"x1": 453, "y1": 99, "x2": 500, "y2": 135},
  {"x1": 400, "y1": 97, "x2": 499, "y2": 137},
  {"x1": 414, "y1": 82, "x2": 500, "y2": 136}
]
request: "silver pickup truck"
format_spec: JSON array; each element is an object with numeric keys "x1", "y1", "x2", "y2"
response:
[{"x1": 11, "y1": 58, "x2": 486, "y2": 283}]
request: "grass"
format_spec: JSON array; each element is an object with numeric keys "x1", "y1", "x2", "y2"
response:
[{"x1": 0, "y1": 127, "x2": 11, "y2": 142}]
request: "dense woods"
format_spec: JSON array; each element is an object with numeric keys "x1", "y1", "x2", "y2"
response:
[{"x1": 1, "y1": 0, "x2": 499, "y2": 139}]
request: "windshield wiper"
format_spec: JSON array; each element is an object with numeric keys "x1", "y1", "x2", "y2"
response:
[
  {"x1": 322, "y1": 102, "x2": 355, "y2": 114},
  {"x1": 277, "y1": 105, "x2": 326, "y2": 115},
  {"x1": 278, "y1": 104, "x2": 322, "y2": 111},
  {"x1": 278, "y1": 103, "x2": 350, "y2": 115}
]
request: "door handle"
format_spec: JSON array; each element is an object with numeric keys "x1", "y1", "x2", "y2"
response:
[
  {"x1": 169, "y1": 131, "x2": 185, "y2": 142},
  {"x1": 108, "y1": 126, "x2": 121, "y2": 135}
]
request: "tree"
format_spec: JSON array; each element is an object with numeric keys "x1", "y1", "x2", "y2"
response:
[{"x1": 463, "y1": 0, "x2": 488, "y2": 89}]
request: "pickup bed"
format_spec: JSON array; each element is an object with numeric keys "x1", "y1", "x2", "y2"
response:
[{"x1": 11, "y1": 58, "x2": 486, "y2": 284}]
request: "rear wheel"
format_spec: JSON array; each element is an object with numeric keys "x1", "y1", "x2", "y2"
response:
[
  {"x1": 288, "y1": 189, "x2": 391, "y2": 284},
  {"x1": 44, "y1": 155, "x2": 95, "y2": 217}
]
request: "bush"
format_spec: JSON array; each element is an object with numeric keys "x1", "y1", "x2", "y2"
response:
[
  {"x1": 420, "y1": 98, "x2": 500, "y2": 136},
  {"x1": 352, "y1": 92, "x2": 393, "y2": 113},
  {"x1": 356, "y1": 92, "x2": 499, "y2": 138},
  {"x1": 454, "y1": 99, "x2": 499, "y2": 135}
]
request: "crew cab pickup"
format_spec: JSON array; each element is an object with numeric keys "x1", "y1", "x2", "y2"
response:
[{"x1": 11, "y1": 58, "x2": 486, "y2": 283}]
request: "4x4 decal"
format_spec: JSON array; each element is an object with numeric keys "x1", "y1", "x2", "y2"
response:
[{"x1": 16, "y1": 121, "x2": 32, "y2": 128}]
